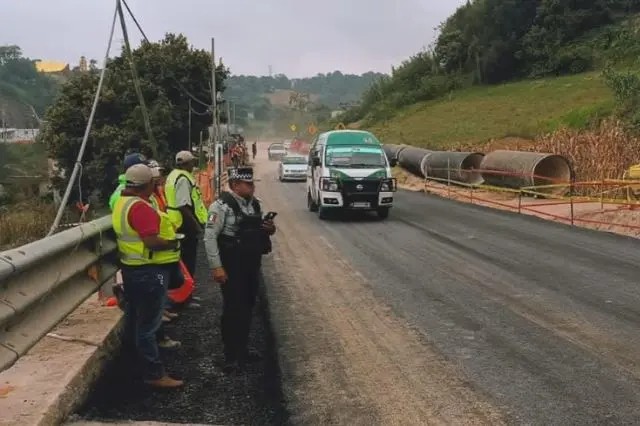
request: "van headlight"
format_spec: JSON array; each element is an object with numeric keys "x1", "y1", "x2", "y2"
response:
[
  {"x1": 380, "y1": 178, "x2": 397, "y2": 192},
  {"x1": 321, "y1": 178, "x2": 339, "y2": 192}
]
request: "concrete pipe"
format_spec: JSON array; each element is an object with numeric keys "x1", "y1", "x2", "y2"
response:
[
  {"x1": 398, "y1": 147, "x2": 432, "y2": 177},
  {"x1": 480, "y1": 150, "x2": 572, "y2": 194},
  {"x1": 382, "y1": 144, "x2": 407, "y2": 161},
  {"x1": 420, "y1": 151, "x2": 485, "y2": 185}
]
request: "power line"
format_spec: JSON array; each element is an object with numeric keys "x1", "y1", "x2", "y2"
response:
[
  {"x1": 47, "y1": 0, "x2": 119, "y2": 236},
  {"x1": 116, "y1": 0, "x2": 156, "y2": 158},
  {"x1": 120, "y1": 0, "x2": 213, "y2": 109}
]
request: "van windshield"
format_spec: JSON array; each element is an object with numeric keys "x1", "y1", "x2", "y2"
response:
[{"x1": 325, "y1": 146, "x2": 386, "y2": 168}]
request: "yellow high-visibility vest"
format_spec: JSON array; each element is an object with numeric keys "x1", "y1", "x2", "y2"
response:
[
  {"x1": 112, "y1": 196, "x2": 180, "y2": 266},
  {"x1": 164, "y1": 169, "x2": 208, "y2": 228}
]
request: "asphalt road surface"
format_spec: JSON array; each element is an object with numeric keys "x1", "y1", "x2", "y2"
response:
[{"x1": 258, "y1": 151, "x2": 640, "y2": 425}]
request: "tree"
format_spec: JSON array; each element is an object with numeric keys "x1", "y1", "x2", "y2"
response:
[{"x1": 41, "y1": 33, "x2": 229, "y2": 202}]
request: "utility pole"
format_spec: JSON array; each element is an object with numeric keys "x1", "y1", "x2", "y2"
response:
[
  {"x1": 232, "y1": 102, "x2": 236, "y2": 128},
  {"x1": 226, "y1": 100, "x2": 231, "y2": 135},
  {"x1": 1, "y1": 106, "x2": 6, "y2": 143},
  {"x1": 188, "y1": 98, "x2": 192, "y2": 151},
  {"x1": 211, "y1": 37, "x2": 221, "y2": 194},
  {"x1": 198, "y1": 130, "x2": 203, "y2": 169}
]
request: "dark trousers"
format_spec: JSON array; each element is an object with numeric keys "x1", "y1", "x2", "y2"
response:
[
  {"x1": 121, "y1": 265, "x2": 168, "y2": 380},
  {"x1": 220, "y1": 252, "x2": 261, "y2": 362},
  {"x1": 180, "y1": 233, "x2": 199, "y2": 278}
]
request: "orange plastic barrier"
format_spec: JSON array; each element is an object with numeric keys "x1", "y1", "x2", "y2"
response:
[{"x1": 168, "y1": 261, "x2": 195, "y2": 303}]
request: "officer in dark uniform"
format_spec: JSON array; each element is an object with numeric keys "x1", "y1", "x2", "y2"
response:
[{"x1": 203, "y1": 166, "x2": 276, "y2": 373}]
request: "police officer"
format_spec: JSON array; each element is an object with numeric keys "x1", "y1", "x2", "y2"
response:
[{"x1": 203, "y1": 166, "x2": 276, "y2": 373}]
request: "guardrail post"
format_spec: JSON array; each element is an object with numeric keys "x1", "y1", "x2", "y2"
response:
[
  {"x1": 600, "y1": 177, "x2": 604, "y2": 211},
  {"x1": 424, "y1": 165, "x2": 428, "y2": 194},
  {"x1": 570, "y1": 174, "x2": 575, "y2": 226},
  {"x1": 447, "y1": 158, "x2": 451, "y2": 199},
  {"x1": 518, "y1": 190, "x2": 522, "y2": 214}
]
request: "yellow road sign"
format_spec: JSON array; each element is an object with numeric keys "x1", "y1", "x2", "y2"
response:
[
  {"x1": 289, "y1": 124, "x2": 297, "y2": 132},
  {"x1": 335, "y1": 122, "x2": 346, "y2": 130},
  {"x1": 308, "y1": 124, "x2": 318, "y2": 135}
]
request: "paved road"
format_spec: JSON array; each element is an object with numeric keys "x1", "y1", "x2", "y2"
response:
[{"x1": 262, "y1": 157, "x2": 640, "y2": 424}]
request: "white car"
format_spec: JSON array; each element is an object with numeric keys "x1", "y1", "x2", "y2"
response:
[
  {"x1": 278, "y1": 155, "x2": 307, "y2": 181},
  {"x1": 268, "y1": 143, "x2": 287, "y2": 160}
]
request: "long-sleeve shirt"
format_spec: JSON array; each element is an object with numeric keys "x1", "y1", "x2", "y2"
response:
[{"x1": 203, "y1": 191, "x2": 259, "y2": 269}]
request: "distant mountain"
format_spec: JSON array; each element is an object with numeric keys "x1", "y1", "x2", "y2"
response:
[{"x1": 226, "y1": 71, "x2": 387, "y2": 109}]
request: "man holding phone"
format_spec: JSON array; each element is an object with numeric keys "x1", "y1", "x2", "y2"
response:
[{"x1": 203, "y1": 166, "x2": 276, "y2": 373}]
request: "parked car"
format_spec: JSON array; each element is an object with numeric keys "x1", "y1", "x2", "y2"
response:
[
  {"x1": 268, "y1": 142, "x2": 286, "y2": 160},
  {"x1": 278, "y1": 154, "x2": 308, "y2": 181}
]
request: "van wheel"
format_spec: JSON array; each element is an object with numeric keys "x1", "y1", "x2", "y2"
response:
[
  {"x1": 318, "y1": 206, "x2": 329, "y2": 220},
  {"x1": 307, "y1": 191, "x2": 318, "y2": 212},
  {"x1": 377, "y1": 207, "x2": 390, "y2": 220}
]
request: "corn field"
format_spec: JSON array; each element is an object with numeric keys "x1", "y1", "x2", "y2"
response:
[{"x1": 460, "y1": 120, "x2": 640, "y2": 197}]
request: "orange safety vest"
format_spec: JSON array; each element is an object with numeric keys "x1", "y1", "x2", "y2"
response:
[{"x1": 154, "y1": 183, "x2": 196, "y2": 304}]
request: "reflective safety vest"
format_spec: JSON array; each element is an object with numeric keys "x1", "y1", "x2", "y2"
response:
[
  {"x1": 164, "y1": 169, "x2": 208, "y2": 228},
  {"x1": 112, "y1": 196, "x2": 181, "y2": 266},
  {"x1": 108, "y1": 174, "x2": 127, "y2": 211}
]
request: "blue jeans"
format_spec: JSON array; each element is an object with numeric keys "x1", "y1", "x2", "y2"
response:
[{"x1": 122, "y1": 265, "x2": 167, "y2": 380}]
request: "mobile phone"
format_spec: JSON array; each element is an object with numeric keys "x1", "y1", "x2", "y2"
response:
[{"x1": 264, "y1": 211, "x2": 277, "y2": 220}]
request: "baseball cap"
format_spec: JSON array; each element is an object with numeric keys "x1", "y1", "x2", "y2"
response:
[
  {"x1": 125, "y1": 164, "x2": 153, "y2": 187},
  {"x1": 175, "y1": 150, "x2": 197, "y2": 164},
  {"x1": 123, "y1": 153, "x2": 149, "y2": 170}
]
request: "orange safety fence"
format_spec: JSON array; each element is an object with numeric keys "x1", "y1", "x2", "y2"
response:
[{"x1": 419, "y1": 166, "x2": 640, "y2": 232}]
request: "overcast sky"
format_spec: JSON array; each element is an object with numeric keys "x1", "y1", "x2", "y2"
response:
[{"x1": 2, "y1": 0, "x2": 465, "y2": 78}]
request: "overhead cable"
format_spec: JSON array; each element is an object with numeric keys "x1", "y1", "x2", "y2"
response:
[
  {"x1": 47, "y1": 0, "x2": 119, "y2": 236},
  {"x1": 120, "y1": 0, "x2": 213, "y2": 108}
]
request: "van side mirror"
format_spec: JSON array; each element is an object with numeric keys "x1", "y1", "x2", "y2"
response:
[
  {"x1": 389, "y1": 158, "x2": 398, "y2": 167},
  {"x1": 312, "y1": 156, "x2": 321, "y2": 167}
]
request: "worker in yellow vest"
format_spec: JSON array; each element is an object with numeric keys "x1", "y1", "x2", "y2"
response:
[
  {"x1": 112, "y1": 164, "x2": 184, "y2": 389},
  {"x1": 164, "y1": 150, "x2": 208, "y2": 278}
]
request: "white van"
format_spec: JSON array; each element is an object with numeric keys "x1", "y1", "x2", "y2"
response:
[{"x1": 306, "y1": 130, "x2": 397, "y2": 220}]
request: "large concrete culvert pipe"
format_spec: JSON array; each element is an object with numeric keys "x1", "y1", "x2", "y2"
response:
[
  {"x1": 420, "y1": 151, "x2": 485, "y2": 185},
  {"x1": 398, "y1": 147, "x2": 432, "y2": 177},
  {"x1": 480, "y1": 150, "x2": 572, "y2": 194},
  {"x1": 382, "y1": 144, "x2": 407, "y2": 162}
]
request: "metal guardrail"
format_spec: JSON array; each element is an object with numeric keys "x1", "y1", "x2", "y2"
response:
[{"x1": 0, "y1": 216, "x2": 117, "y2": 372}]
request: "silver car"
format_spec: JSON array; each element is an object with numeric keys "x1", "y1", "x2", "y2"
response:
[
  {"x1": 268, "y1": 143, "x2": 286, "y2": 160},
  {"x1": 278, "y1": 154, "x2": 307, "y2": 181}
]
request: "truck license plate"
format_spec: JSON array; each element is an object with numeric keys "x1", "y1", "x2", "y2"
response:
[{"x1": 352, "y1": 202, "x2": 370, "y2": 208}]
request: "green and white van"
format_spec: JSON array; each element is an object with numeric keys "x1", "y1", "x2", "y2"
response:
[{"x1": 306, "y1": 130, "x2": 397, "y2": 220}]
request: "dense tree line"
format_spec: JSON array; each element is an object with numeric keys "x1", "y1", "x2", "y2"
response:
[
  {"x1": 40, "y1": 34, "x2": 228, "y2": 201},
  {"x1": 344, "y1": 0, "x2": 640, "y2": 124}
]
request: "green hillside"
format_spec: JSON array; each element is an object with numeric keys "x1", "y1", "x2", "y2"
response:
[
  {"x1": 344, "y1": 1, "x2": 640, "y2": 145},
  {"x1": 369, "y1": 72, "x2": 614, "y2": 148},
  {"x1": 0, "y1": 46, "x2": 59, "y2": 128}
]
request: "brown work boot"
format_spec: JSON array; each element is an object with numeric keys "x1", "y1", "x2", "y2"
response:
[
  {"x1": 144, "y1": 375, "x2": 184, "y2": 388},
  {"x1": 164, "y1": 310, "x2": 179, "y2": 319},
  {"x1": 158, "y1": 336, "x2": 181, "y2": 350}
]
